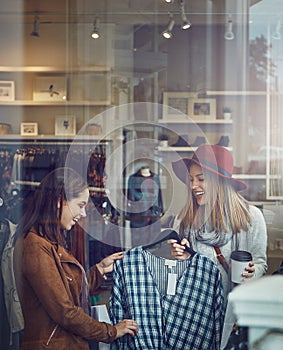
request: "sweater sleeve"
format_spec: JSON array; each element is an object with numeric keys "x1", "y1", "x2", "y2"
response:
[{"x1": 249, "y1": 205, "x2": 268, "y2": 278}]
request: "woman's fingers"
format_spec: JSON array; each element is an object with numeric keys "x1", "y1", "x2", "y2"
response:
[
  {"x1": 168, "y1": 239, "x2": 190, "y2": 259},
  {"x1": 242, "y1": 261, "x2": 255, "y2": 278},
  {"x1": 115, "y1": 319, "x2": 139, "y2": 338}
]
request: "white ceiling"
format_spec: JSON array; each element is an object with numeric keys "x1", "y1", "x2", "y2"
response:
[{"x1": 0, "y1": 0, "x2": 264, "y2": 26}]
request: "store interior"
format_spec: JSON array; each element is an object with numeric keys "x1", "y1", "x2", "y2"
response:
[{"x1": 0, "y1": 0, "x2": 283, "y2": 349}]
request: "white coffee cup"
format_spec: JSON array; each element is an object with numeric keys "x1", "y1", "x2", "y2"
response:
[{"x1": 231, "y1": 250, "x2": 252, "y2": 284}]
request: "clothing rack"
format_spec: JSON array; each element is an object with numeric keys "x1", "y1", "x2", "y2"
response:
[
  {"x1": 0, "y1": 138, "x2": 110, "y2": 180},
  {"x1": 0, "y1": 138, "x2": 112, "y2": 224}
]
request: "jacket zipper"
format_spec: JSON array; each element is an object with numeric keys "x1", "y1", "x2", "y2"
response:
[
  {"x1": 44, "y1": 253, "x2": 78, "y2": 345},
  {"x1": 46, "y1": 324, "x2": 58, "y2": 346}
]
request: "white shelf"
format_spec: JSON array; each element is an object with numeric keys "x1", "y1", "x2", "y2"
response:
[
  {"x1": 0, "y1": 65, "x2": 112, "y2": 107},
  {"x1": 206, "y1": 90, "x2": 267, "y2": 96},
  {"x1": 158, "y1": 119, "x2": 232, "y2": 124},
  {"x1": 14, "y1": 182, "x2": 107, "y2": 191},
  {"x1": 157, "y1": 146, "x2": 197, "y2": 152},
  {"x1": 0, "y1": 65, "x2": 111, "y2": 73},
  {"x1": 157, "y1": 146, "x2": 232, "y2": 152},
  {"x1": 0, "y1": 100, "x2": 112, "y2": 106},
  {"x1": 233, "y1": 174, "x2": 280, "y2": 180},
  {"x1": 0, "y1": 134, "x2": 111, "y2": 145}
]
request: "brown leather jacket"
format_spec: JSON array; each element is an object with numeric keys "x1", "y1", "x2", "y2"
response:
[{"x1": 13, "y1": 230, "x2": 117, "y2": 350}]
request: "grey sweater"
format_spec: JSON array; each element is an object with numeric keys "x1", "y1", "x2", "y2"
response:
[{"x1": 174, "y1": 205, "x2": 268, "y2": 304}]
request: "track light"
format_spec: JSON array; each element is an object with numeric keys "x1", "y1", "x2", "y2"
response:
[
  {"x1": 162, "y1": 15, "x2": 175, "y2": 39},
  {"x1": 224, "y1": 15, "x2": 234, "y2": 40},
  {"x1": 30, "y1": 16, "x2": 40, "y2": 37},
  {"x1": 272, "y1": 19, "x2": 281, "y2": 40},
  {"x1": 91, "y1": 18, "x2": 100, "y2": 39},
  {"x1": 180, "y1": 0, "x2": 191, "y2": 30}
]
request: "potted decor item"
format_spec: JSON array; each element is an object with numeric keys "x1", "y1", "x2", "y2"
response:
[
  {"x1": 85, "y1": 122, "x2": 101, "y2": 135},
  {"x1": 158, "y1": 134, "x2": 169, "y2": 147},
  {"x1": 223, "y1": 107, "x2": 232, "y2": 120}
]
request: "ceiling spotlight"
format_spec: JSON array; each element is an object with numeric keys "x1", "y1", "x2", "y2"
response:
[
  {"x1": 91, "y1": 18, "x2": 100, "y2": 39},
  {"x1": 180, "y1": 0, "x2": 191, "y2": 30},
  {"x1": 164, "y1": 0, "x2": 174, "y2": 3},
  {"x1": 30, "y1": 16, "x2": 40, "y2": 37},
  {"x1": 162, "y1": 15, "x2": 175, "y2": 39},
  {"x1": 272, "y1": 19, "x2": 281, "y2": 40},
  {"x1": 224, "y1": 15, "x2": 234, "y2": 40}
]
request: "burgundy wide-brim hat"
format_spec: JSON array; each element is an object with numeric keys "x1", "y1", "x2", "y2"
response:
[{"x1": 172, "y1": 144, "x2": 247, "y2": 191}]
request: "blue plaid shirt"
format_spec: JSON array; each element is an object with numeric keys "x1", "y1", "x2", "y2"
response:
[{"x1": 110, "y1": 248, "x2": 224, "y2": 350}]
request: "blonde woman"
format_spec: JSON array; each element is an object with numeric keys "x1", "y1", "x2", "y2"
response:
[{"x1": 169, "y1": 144, "x2": 267, "y2": 303}]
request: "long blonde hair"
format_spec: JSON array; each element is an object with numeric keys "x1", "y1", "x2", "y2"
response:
[{"x1": 179, "y1": 170, "x2": 252, "y2": 235}]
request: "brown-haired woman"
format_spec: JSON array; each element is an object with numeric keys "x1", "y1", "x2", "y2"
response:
[{"x1": 13, "y1": 167, "x2": 138, "y2": 350}]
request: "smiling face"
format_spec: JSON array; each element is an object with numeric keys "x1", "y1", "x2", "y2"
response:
[
  {"x1": 189, "y1": 163, "x2": 206, "y2": 206},
  {"x1": 60, "y1": 188, "x2": 89, "y2": 231}
]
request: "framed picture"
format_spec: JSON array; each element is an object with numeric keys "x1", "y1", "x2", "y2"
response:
[
  {"x1": 33, "y1": 76, "x2": 67, "y2": 101},
  {"x1": 0, "y1": 81, "x2": 15, "y2": 101},
  {"x1": 20, "y1": 122, "x2": 38, "y2": 136},
  {"x1": 162, "y1": 92, "x2": 198, "y2": 119},
  {"x1": 55, "y1": 115, "x2": 76, "y2": 136},
  {"x1": 188, "y1": 98, "x2": 216, "y2": 120}
]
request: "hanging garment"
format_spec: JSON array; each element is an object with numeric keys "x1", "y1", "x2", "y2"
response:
[
  {"x1": 1, "y1": 219, "x2": 24, "y2": 348},
  {"x1": 127, "y1": 170, "x2": 163, "y2": 218},
  {"x1": 0, "y1": 219, "x2": 12, "y2": 349},
  {"x1": 127, "y1": 170, "x2": 163, "y2": 246},
  {"x1": 110, "y1": 248, "x2": 224, "y2": 350}
]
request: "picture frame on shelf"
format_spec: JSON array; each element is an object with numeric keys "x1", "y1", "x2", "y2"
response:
[
  {"x1": 188, "y1": 98, "x2": 216, "y2": 120},
  {"x1": 162, "y1": 92, "x2": 198, "y2": 120},
  {"x1": 33, "y1": 76, "x2": 67, "y2": 101},
  {"x1": 55, "y1": 115, "x2": 76, "y2": 136},
  {"x1": 20, "y1": 122, "x2": 38, "y2": 136},
  {"x1": 0, "y1": 81, "x2": 15, "y2": 101}
]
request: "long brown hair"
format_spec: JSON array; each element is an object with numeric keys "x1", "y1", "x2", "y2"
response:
[
  {"x1": 14, "y1": 167, "x2": 88, "y2": 246},
  {"x1": 179, "y1": 169, "x2": 251, "y2": 235}
]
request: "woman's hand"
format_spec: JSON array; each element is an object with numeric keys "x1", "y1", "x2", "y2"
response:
[
  {"x1": 96, "y1": 251, "x2": 124, "y2": 276},
  {"x1": 242, "y1": 261, "x2": 255, "y2": 279},
  {"x1": 168, "y1": 238, "x2": 191, "y2": 260},
  {"x1": 114, "y1": 319, "x2": 139, "y2": 338}
]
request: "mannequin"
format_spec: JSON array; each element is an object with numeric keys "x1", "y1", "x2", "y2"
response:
[{"x1": 126, "y1": 166, "x2": 163, "y2": 246}]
